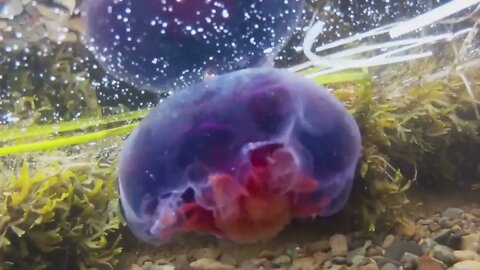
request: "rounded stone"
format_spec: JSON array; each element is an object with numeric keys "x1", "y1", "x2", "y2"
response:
[
  {"x1": 432, "y1": 245, "x2": 456, "y2": 266},
  {"x1": 453, "y1": 250, "x2": 478, "y2": 261},
  {"x1": 452, "y1": 260, "x2": 480, "y2": 270},
  {"x1": 330, "y1": 234, "x2": 349, "y2": 257}
]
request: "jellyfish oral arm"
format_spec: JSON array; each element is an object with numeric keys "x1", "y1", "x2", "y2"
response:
[
  {"x1": 165, "y1": 142, "x2": 325, "y2": 243},
  {"x1": 148, "y1": 142, "x2": 328, "y2": 243}
]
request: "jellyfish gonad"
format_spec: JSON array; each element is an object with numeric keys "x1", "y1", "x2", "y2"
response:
[{"x1": 117, "y1": 68, "x2": 362, "y2": 245}]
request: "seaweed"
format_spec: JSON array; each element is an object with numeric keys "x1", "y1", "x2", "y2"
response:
[
  {"x1": 0, "y1": 143, "x2": 124, "y2": 270},
  {"x1": 331, "y1": 76, "x2": 480, "y2": 232}
]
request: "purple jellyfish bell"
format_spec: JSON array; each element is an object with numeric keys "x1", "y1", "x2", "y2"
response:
[{"x1": 117, "y1": 67, "x2": 362, "y2": 245}]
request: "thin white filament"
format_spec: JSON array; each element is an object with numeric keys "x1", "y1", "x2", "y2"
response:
[
  {"x1": 389, "y1": 0, "x2": 480, "y2": 38},
  {"x1": 304, "y1": 52, "x2": 433, "y2": 79}
]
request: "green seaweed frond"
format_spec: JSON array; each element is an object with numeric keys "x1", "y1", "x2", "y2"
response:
[
  {"x1": 0, "y1": 122, "x2": 138, "y2": 156},
  {"x1": 328, "y1": 65, "x2": 480, "y2": 231},
  {"x1": 0, "y1": 108, "x2": 149, "y2": 143},
  {"x1": 0, "y1": 145, "x2": 124, "y2": 270}
]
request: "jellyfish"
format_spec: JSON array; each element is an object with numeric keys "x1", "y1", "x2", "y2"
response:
[
  {"x1": 83, "y1": 0, "x2": 305, "y2": 93},
  {"x1": 117, "y1": 67, "x2": 362, "y2": 244}
]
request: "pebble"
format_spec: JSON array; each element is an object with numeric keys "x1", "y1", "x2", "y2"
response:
[
  {"x1": 451, "y1": 260, "x2": 480, "y2": 270},
  {"x1": 468, "y1": 224, "x2": 478, "y2": 235},
  {"x1": 141, "y1": 261, "x2": 154, "y2": 270},
  {"x1": 452, "y1": 225, "x2": 462, "y2": 232},
  {"x1": 259, "y1": 250, "x2": 276, "y2": 260},
  {"x1": 433, "y1": 230, "x2": 463, "y2": 249},
  {"x1": 331, "y1": 256, "x2": 347, "y2": 265},
  {"x1": 312, "y1": 251, "x2": 330, "y2": 265},
  {"x1": 351, "y1": 239, "x2": 367, "y2": 250},
  {"x1": 131, "y1": 264, "x2": 141, "y2": 270},
  {"x1": 432, "y1": 230, "x2": 452, "y2": 245},
  {"x1": 443, "y1": 208, "x2": 465, "y2": 220},
  {"x1": 252, "y1": 258, "x2": 270, "y2": 268},
  {"x1": 461, "y1": 234, "x2": 480, "y2": 252},
  {"x1": 0, "y1": 0, "x2": 23, "y2": 18},
  {"x1": 401, "y1": 252, "x2": 419, "y2": 269},
  {"x1": 359, "y1": 263, "x2": 380, "y2": 270},
  {"x1": 415, "y1": 225, "x2": 429, "y2": 242},
  {"x1": 447, "y1": 219, "x2": 461, "y2": 228},
  {"x1": 347, "y1": 246, "x2": 368, "y2": 265},
  {"x1": 191, "y1": 247, "x2": 221, "y2": 260},
  {"x1": 68, "y1": 17, "x2": 84, "y2": 33},
  {"x1": 465, "y1": 214, "x2": 477, "y2": 222},
  {"x1": 374, "y1": 257, "x2": 401, "y2": 268},
  {"x1": 439, "y1": 218, "x2": 450, "y2": 228},
  {"x1": 286, "y1": 245, "x2": 307, "y2": 259},
  {"x1": 154, "y1": 258, "x2": 169, "y2": 265},
  {"x1": 308, "y1": 239, "x2": 330, "y2": 253},
  {"x1": 418, "y1": 218, "x2": 433, "y2": 225},
  {"x1": 470, "y1": 209, "x2": 480, "y2": 218},
  {"x1": 367, "y1": 246, "x2": 383, "y2": 257},
  {"x1": 291, "y1": 257, "x2": 318, "y2": 270},
  {"x1": 330, "y1": 234, "x2": 349, "y2": 257},
  {"x1": 330, "y1": 265, "x2": 348, "y2": 270},
  {"x1": 433, "y1": 245, "x2": 457, "y2": 266},
  {"x1": 380, "y1": 262, "x2": 399, "y2": 270},
  {"x1": 154, "y1": 266, "x2": 175, "y2": 270},
  {"x1": 351, "y1": 255, "x2": 369, "y2": 267},
  {"x1": 382, "y1": 235, "x2": 396, "y2": 249},
  {"x1": 137, "y1": 255, "x2": 154, "y2": 266},
  {"x1": 190, "y1": 258, "x2": 235, "y2": 270},
  {"x1": 430, "y1": 223, "x2": 442, "y2": 232},
  {"x1": 385, "y1": 240, "x2": 422, "y2": 261},
  {"x1": 417, "y1": 255, "x2": 446, "y2": 270},
  {"x1": 174, "y1": 254, "x2": 189, "y2": 269},
  {"x1": 396, "y1": 219, "x2": 416, "y2": 238},
  {"x1": 36, "y1": 3, "x2": 69, "y2": 20},
  {"x1": 272, "y1": 255, "x2": 292, "y2": 267},
  {"x1": 219, "y1": 254, "x2": 237, "y2": 266},
  {"x1": 453, "y1": 250, "x2": 478, "y2": 261},
  {"x1": 238, "y1": 259, "x2": 256, "y2": 270}
]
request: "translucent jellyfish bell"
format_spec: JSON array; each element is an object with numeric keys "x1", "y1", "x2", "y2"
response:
[
  {"x1": 83, "y1": 0, "x2": 305, "y2": 93},
  {"x1": 117, "y1": 67, "x2": 362, "y2": 245}
]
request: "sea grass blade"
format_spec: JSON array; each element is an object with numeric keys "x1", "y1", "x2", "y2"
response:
[
  {"x1": 310, "y1": 69, "x2": 370, "y2": 84},
  {"x1": 0, "y1": 123, "x2": 138, "y2": 156},
  {"x1": 0, "y1": 108, "x2": 150, "y2": 142}
]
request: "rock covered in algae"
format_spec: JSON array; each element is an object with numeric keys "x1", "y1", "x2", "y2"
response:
[
  {"x1": 117, "y1": 68, "x2": 362, "y2": 244},
  {"x1": 83, "y1": 0, "x2": 304, "y2": 92}
]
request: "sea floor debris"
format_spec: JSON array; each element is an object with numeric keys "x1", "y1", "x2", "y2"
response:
[{"x1": 123, "y1": 195, "x2": 480, "y2": 270}]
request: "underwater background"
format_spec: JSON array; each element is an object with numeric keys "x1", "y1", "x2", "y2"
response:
[{"x1": 0, "y1": 0, "x2": 479, "y2": 270}]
